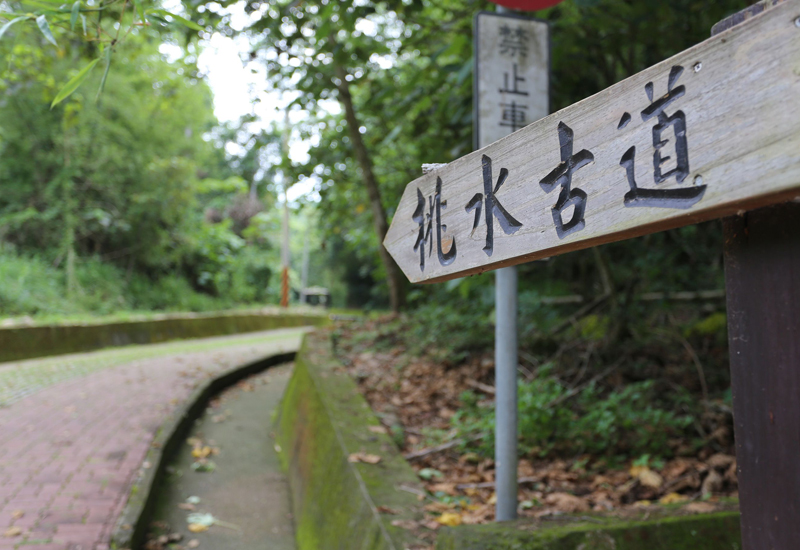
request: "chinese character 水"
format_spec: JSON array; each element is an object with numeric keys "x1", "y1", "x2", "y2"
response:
[
  {"x1": 539, "y1": 122, "x2": 595, "y2": 239},
  {"x1": 412, "y1": 177, "x2": 456, "y2": 271},
  {"x1": 465, "y1": 154, "x2": 523, "y2": 257}
]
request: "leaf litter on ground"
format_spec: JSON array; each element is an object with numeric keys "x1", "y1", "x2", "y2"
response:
[{"x1": 332, "y1": 317, "x2": 740, "y2": 527}]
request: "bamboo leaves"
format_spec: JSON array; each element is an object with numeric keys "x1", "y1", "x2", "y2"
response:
[
  {"x1": 35, "y1": 14, "x2": 57, "y2": 47},
  {"x1": 0, "y1": 16, "x2": 29, "y2": 41},
  {"x1": 50, "y1": 57, "x2": 100, "y2": 108}
]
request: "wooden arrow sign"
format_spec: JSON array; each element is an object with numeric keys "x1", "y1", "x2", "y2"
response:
[{"x1": 384, "y1": 0, "x2": 800, "y2": 284}]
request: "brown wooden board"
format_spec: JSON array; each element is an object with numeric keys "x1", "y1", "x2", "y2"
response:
[
  {"x1": 723, "y1": 202, "x2": 800, "y2": 550},
  {"x1": 717, "y1": 2, "x2": 800, "y2": 550},
  {"x1": 385, "y1": 0, "x2": 800, "y2": 284}
]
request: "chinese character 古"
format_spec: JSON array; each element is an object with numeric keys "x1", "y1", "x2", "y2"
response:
[
  {"x1": 539, "y1": 122, "x2": 594, "y2": 239},
  {"x1": 412, "y1": 177, "x2": 456, "y2": 271},
  {"x1": 618, "y1": 65, "x2": 706, "y2": 209},
  {"x1": 465, "y1": 155, "x2": 523, "y2": 257}
]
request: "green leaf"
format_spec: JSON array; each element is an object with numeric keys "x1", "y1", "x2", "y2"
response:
[
  {"x1": 50, "y1": 57, "x2": 100, "y2": 108},
  {"x1": 35, "y1": 14, "x2": 57, "y2": 47},
  {"x1": 132, "y1": 0, "x2": 145, "y2": 25},
  {"x1": 80, "y1": 13, "x2": 86, "y2": 35},
  {"x1": 70, "y1": 1, "x2": 80, "y2": 30},
  {"x1": 0, "y1": 16, "x2": 29, "y2": 41},
  {"x1": 147, "y1": 8, "x2": 202, "y2": 31},
  {"x1": 96, "y1": 45, "x2": 113, "y2": 100}
]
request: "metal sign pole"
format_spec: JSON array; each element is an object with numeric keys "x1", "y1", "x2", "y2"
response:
[
  {"x1": 493, "y1": 7, "x2": 518, "y2": 522},
  {"x1": 473, "y1": 4, "x2": 549, "y2": 521}
]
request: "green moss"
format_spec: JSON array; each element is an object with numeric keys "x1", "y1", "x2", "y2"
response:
[
  {"x1": 436, "y1": 512, "x2": 741, "y2": 550},
  {"x1": 278, "y1": 331, "x2": 742, "y2": 550},
  {"x1": 0, "y1": 311, "x2": 327, "y2": 362},
  {"x1": 275, "y1": 332, "x2": 426, "y2": 550},
  {"x1": 687, "y1": 312, "x2": 728, "y2": 337}
]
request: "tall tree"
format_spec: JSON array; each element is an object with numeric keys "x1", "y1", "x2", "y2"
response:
[{"x1": 234, "y1": 0, "x2": 431, "y2": 311}]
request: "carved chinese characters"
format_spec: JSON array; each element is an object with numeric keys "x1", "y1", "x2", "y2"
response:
[
  {"x1": 388, "y1": 2, "x2": 800, "y2": 282},
  {"x1": 411, "y1": 64, "x2": 710, "y2": 272}
]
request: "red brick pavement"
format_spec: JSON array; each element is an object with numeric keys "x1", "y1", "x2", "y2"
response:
[{"x1": 0, "y1": 330, "x2": 302, "y2": 550}]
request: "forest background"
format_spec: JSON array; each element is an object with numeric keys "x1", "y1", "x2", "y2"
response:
[{"x1": 1, "y1": 0, "x2": 751, "y2": 471}]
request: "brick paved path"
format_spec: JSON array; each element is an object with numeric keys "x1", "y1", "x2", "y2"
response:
[{"x1": 0, "y1": 328, "x2": 304, "y2": 550}]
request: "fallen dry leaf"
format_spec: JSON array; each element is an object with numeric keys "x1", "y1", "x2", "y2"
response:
[
  {"x1": 630, "y1": 466, "x2": 663, "y2": 489},
  {"x1": 11, "y1": 510, "x2": 24, "y2": 520},
  {"x1": 368, "y1": 425, "x2": 389, "y2": 434},
  {"x1": 188, "y1": 523, "x2": 209, "y2": 533},
  {"x1": 544, "y1": 492, "x2": 590, "y2": 513},
  {"x1": 390, "y1": 519, "x2": 421, "y2": 530},
  {"x1": 376, "y1": 506, "x2": 398, "y2": 514},
  {"x1": 3, "y1": 527, "x2": 22, "y2": 538},
  {"x1": 685, "y1": 501, "x2": 716, "y2": 514},
  {"x1": 348, "y1": 452, "x2": 382, "y2": 464},
  {"x1": 192, "y1": 446, "x2": 213, "y2": 459},
  {"x1": 702, "y1": 470, "x2": 724, "y2": 496},
  {"x1": 436, "y1": 512, "x2": 462, "y2": 527},
  {"x1": 707, "y1": 453, "x2": 735, "y2": 470},
  {"x1": 187, "y1": 540, "x2": 200, "y2": 548},
  {"x1": 178, "y1": 503, "x2": 195, "y2": 511},
  {"x1": 659, "y1": 492, "x2": 689, "y2": 505}
]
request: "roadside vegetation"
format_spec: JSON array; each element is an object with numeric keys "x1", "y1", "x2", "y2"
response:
[
  {"x1": 2, "y1": 0, "x2": 750, "y2": 529},
  {"x1": 333, "y1": 283, "x2": 737, "y2": 524}
]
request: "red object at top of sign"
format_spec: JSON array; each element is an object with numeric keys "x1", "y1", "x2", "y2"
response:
[{"x1": 488, "y1": 0, "x2": 565, "y2": 10}]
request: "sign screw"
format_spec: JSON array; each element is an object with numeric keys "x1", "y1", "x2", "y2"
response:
[
  {"x1": 694, "y1": 175, "x2": 704, "y2": 186},
  {"x1": 693, "y1": 62, "x2": 702, "y2": 72},
  {"x1": 795, "y1": 16, "x2": 800, "y2": 28}
]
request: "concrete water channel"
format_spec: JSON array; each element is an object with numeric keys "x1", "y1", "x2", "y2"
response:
[{"x1": 146, "y1": 364, "x2": 296, "y2": 550}]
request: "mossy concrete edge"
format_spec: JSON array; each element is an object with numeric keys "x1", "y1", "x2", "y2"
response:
[
  {"x1": 0, "y1": 312, "x2": 327, "y2": 363},
  {"x1": 110, "y1": 351, "x2": 296, "y2": 550},
  {"x1": 436, "y1": 510, "x2": 742, "y2": 549},
  {"x1": 275, "y1": 331, "x2": 428, "y2": 550}
]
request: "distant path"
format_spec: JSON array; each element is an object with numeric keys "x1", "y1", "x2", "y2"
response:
[{"x1": 0, "y1": 328, "x2": 305, "y2": 550}]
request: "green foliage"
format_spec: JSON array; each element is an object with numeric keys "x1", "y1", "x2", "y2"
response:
[
  {"x1": 405, "y1": 302, "x2": 494, "y2": 363},
  {"x1": 0, "y1": 244, "x2": 227, "y2": 317},
  {"x1": 1, "y1": 0, "x2": 206, "y2": 104},
  {"x1": 687, "y1": 312, "x2": 727, "y2": 338},
  {"x1": 452, "y1": 377, "x2": 695, "y2": 460}
]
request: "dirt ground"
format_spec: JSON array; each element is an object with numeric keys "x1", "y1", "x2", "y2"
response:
[{"x1": 332, "y1": 319, "x2": 738, "y2": 528}]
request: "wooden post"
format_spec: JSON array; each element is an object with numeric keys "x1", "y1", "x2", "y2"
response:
[
  {"x1": 718, "y1": 3, "x2": 800, "y2": 548},
  {"x1": 723, "y1": 201, "x2": 800, "y2": 549}
]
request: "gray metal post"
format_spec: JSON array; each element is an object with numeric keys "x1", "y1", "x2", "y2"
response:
[
  {"x1": 492, "y1": 3, "x2": 518, "y2": 522},
  {"x1": 495, "y1": 264, "x2": 518, "y2": 521}
]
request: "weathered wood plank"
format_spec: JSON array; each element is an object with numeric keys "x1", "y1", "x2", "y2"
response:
[
  {"x1": 385, "y1": 0, "x2": 800, "y2": 283},
  {"x1": 723, "y1": 202, "x2": 800, "y2": 550},
  {"x1": 717, "y1": 3, "x2": 800, "y2": 550}
]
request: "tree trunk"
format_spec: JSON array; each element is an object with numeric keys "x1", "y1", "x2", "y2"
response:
[{"x1": 333, "y1": 63, "x2": 405, "y2": 311}]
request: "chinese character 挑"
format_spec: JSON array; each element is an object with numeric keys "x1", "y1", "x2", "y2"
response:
[
  {"x1": 498, "y1": 25, "x2": 529, "y2": 58},
  {"x1": 412, "y1": 177, "x2": 456, "y2": 271},
  {"x1": 465, "y1": 155, "x2": 523, "y2": 257},
  {"x1": 618, "y1": 65, "x2": 706, "y2": 208},
  {"x1": 539, "y1": 122, "x2": 595, "y2": 239}
]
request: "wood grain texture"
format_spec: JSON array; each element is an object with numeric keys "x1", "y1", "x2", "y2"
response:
[
  {"x1": 385, "y1": 0, "x2": 800, "y2": 283},
  {"x1": 723, "y1": 203, "x2": 800, "y2": 550}
]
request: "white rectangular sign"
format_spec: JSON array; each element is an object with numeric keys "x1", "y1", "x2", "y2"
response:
[
  {"x1": 475, "y1": 12, "x2": 549, "y2": 149},
  {"x1": 385, "y1": 0, "x2": 800, "y2": 284}
]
